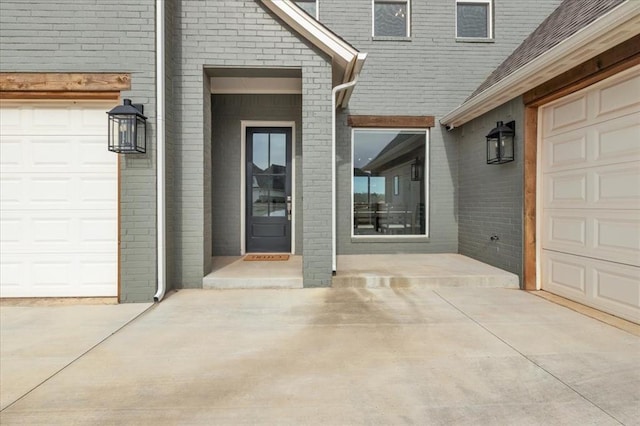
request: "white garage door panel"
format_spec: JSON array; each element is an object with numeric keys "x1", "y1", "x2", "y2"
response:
[
  {"x1": 1, "y1": 174, "x2": 117, "y2": 211},
  {"x1": 0, "y1": 102, "x2": 118, "y2": 298},
  {"x1": 543, "y1": 210, "x2": 640, "y2": 267},
  {"x1": 544, "y1": 94, "x2": 588, "y2": 134},
  {"x1": 543, "y1": 112, "x2": 640, "y2": 172},
  {"x1": 0, "y1": 253, "x2": 117, "y2": 298},
  {"x1": 543, "y1": 71, "x2": 640, "y2": 136},
  {"x1": 594, "y1": 265, "x2": 640, "y2": 313},
  {"x1": 1, "y1": 208, "x2": 117, "y2": 253},
  {"x1": 0, "y1": 104, "x2": 107, "y2": 136},
  {"x1": 543, "y1": 251, "x2": 640, "y2": 322},
  {"x1": 541, "y1": 65, "x2": 640, "y2": 323},
  {"x1": 542, "y1": 251, "x2": 587, "y2": 296},
  {"x1": 594, "y1": 163, "x2": 640, "y2": 207},
  {"x1": 595, "y1": 71, "x2": 640, "y2": 119},
  {"x1": 0, "y1": 136, "x2": 116, "y2": 174},
  {"x1": 544, "y1": 161, "x2": 640, "y2": 209}
]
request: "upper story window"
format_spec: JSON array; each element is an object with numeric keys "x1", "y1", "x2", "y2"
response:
[
  {"x1": 294, "y1": 0, "x2": 318, "y2": 19},
  {"x1": 373, "y1": 0, "x2": 410, "y2": 37},
  {"x1": 456, "y1": 0, "x2": 493, "y2": 39}
]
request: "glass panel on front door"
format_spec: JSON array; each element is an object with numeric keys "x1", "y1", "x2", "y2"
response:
[{"x1": 246, "y1": 128, "x2": 292, "y2": 253}]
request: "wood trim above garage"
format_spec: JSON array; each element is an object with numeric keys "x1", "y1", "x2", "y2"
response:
[
  {"x1": 523, "y1": 35, "x2": 640, "y2": 106},
  {"x1": 0, "y1": 72, "x2": 131, "y2": 92},
  {"x1": 0, "y1": 91, "x2": 121, "y2": 100},
  {"x1": 0, "y1": 73, "x2": 131, "y2": 99},
  {"x1": 348, "y1": 115, "x2": 435, "y2": 128}
]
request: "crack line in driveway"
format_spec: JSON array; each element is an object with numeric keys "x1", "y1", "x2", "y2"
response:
[
  {"x1": 0, "y1": 303, "x2": 158, "y2": 413},
  {"x1": 433, "y1": 290, "x2": 625, "y2": 426}
]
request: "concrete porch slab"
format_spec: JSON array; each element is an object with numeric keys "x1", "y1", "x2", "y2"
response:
[
  {"x1": 333, "y1": 253, "x2": 519, "y2": 288},
  {"x1": 203, "y1": 256, "x2": 303, "y2": 289}
]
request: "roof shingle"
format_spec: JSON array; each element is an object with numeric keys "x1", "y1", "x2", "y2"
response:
[{"x1": 467, "y1": 0, "x2": 626, "y2": 100}]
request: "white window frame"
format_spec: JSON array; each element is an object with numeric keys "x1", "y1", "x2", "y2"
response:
[
  {"x1": 372, "y1": 0, "x2": 411, "y2": 38},
  {"x1": 294, "y1": 0, "x2": 319, "y2": 20},
  {"x1": 351, "y1": 127, "x2": 430, "y2": 239},
  {"x1": 455, "y1": 0, "x2": 493, "y2": 40}
]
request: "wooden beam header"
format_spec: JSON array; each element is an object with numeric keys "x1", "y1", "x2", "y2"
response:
[
  {"x1": 524, "y1": 35, "x2": 640, "y2": 106},
  {"x1": 348, "y1": 115, "x2": 435, "y2": 128},
  {"x1": 0, "y1": 73, "x2": 131, "y2": 93}
]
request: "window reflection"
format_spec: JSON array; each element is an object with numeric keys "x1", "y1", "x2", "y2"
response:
[
  {"x1": 353, "y1": 130, "x2": 427, "y2": 236},
  {"x1": 374, "y1": 1, "x2": 409, "y2": 37},
  {"x1": 252, "y1": 132, "x2": 287, "y2": 217}
]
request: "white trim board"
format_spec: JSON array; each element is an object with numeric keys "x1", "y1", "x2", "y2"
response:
[
  {"x1": 240, "y1": 120, "x2": 297, "y2": 255},
  {"x1": 211, "y1": 77, "x2": 302, "y2": 95}
]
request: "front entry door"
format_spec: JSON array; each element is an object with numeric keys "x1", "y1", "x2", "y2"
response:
[{"x1": 246, "y1": 127, "x2": 292, "y2": 253}]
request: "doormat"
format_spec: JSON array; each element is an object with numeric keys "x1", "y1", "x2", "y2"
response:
[{"x1": 244, "y1": 254, "x2": 290, "y2": 261}]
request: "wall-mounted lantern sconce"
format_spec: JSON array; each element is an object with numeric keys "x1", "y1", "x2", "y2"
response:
[
  {"x1": 411, "y1": 157, "x2": 422, "y2": 181},
  {"x1": 107, "y1": 99, "x2": 147, "y2": 154},
  {"x1": 486, "y1": 121, "x2": 515, "y2": 164}
]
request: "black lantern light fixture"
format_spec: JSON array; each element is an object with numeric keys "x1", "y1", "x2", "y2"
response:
[
  {"x1": 107, "y1": 99, "x2": 147, "y2": 154},
  {"x1": 486, "y1": 120, "x2": 515, "y2": 164},
  {"x1": 411, "y1": 157, "x2": 422, "y2": 181}
]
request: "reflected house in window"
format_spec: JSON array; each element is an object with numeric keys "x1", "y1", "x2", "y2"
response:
[
  {"x1": 353, "y1": 130, "x2": 427, "y2": 236},
  {"x1": 252, "y1": 163, "x2": 287, "y2": 217}
]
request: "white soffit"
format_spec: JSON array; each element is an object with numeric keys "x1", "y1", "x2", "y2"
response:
[
  {"x1": 441, "y1": 1, "x2": 640, "y2": 128},
  {"x1": 211, "y1": 77, "x2": 302, "y2": 94}
]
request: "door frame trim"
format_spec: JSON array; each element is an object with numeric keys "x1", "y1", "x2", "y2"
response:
[{"x1": 240, "y1": 121, "x2": 296, "y2": 255}]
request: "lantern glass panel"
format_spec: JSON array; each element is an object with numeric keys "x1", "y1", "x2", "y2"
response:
[
  {"x1": 487, "y1": 137, "x2": 499, "y2": 163},
  {"x1": 500, "y1": 134, "x2": 514, "y2": 162},
  {"x1": 136, "y1": 116, "x2": 146, "y2": 153}
]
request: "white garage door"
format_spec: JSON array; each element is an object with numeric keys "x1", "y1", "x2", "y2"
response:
[
  {"x1": 540, "y1": 65, "x2": 640, "y2": 323},
  {"x1": 0, "y1": 102, "x2": 118, "y2": 297}
]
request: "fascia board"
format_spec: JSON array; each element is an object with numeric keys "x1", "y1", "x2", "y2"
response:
[
  {"x1": 441, "y1": 1, "x2": 640, "y2": 128},
  {"x1": 339, "y1": 53, "x2": 368, "y2": 108}
]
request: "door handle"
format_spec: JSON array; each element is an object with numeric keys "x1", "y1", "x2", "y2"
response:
[{"x1": 286, "y1": 195, "x2": 292, "y2": 221}]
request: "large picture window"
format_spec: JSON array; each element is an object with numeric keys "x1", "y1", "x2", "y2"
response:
[
  {"x1": 352, "y1": 129, "x2": 428, "y2": 237},
  {"x1": 456, "y1": 0, "x2": 492, "y2": 39},
  {"x1": 373, "y1": 0, "x2": 410, "y2": 37}
]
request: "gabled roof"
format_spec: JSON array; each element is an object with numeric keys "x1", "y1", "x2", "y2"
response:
[
  {"x1": 259, "y1": 0, "x2": 367, "y2": 108},
  {"x1": 441, "y1": 0, "x2": 640, "y2": 128}
]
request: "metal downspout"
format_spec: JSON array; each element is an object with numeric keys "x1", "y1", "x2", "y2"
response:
[
  {"x1": 331, "y1": 68, "x2": 363, "y2": 273},
  {"x1": 154, "y1": 0, "x2": 166, "y2": 302}
]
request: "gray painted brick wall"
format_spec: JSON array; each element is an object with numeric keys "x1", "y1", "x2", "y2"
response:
[
  {"x1": 456, "y1": 97, "x2": 525, "y2": 282},
  {"x1": 320, "y1": 0, "x2": 562, "y2": 256},
  {"x1": 171, "y1": 0, "x2": 334, "y2": 287},
  {"x1": 0, "y1": 0, "x2": 157, "y2": 302}
]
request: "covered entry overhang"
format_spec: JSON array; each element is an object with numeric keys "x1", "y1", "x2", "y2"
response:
[{"x1": 208, "y1": 1, "x2": 369, "y2": 284}]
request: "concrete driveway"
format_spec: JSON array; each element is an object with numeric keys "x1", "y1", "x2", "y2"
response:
[{"x1": 1, "y1": 288, "x2": 638, "y2": 425}]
